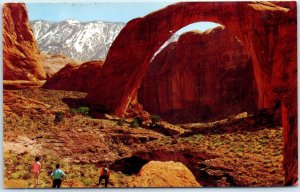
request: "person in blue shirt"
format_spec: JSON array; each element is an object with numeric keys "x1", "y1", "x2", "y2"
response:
[{"x1": 50, "y1": 164, "x2": 65, "y2": 188}]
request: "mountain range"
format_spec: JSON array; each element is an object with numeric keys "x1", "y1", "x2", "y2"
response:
[{"x1": 30, "y1": 19, "x2": 178, "y2": 61}]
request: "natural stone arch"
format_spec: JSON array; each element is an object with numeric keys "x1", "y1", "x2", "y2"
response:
[
  {"x1": 87, "y1": 2, "x2": 287, "y2": 114},
  {"x1": 86, "y1": 2, "x2": 297, "y2": 185}
]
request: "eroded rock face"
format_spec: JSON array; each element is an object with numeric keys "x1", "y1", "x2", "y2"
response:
[
  {"x1": 274, "y1": 5, "x2": 297, "y2": 185},
  {"x1": 41, "y1": 53, "x2": 79, "y2": 78},
  {"x1": 139, "y1": 27, "x2": 258, "y2": 123},
  {"x1": 43, "y1": 61, "x2": 104, "y2": 92},
  {"x1": 86, "y1": 2, "x2": 297, "y2": 184},
  {"x1": 3, "y1": 3, "x2": 46, "y2": 80},
  {"x1": 132, "y1": 161, "x2": 200, "y2": 187}
]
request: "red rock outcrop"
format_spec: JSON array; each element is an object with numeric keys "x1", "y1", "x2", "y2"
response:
[
  {"x1": 86, "y1": 2, "x2": 297, "y2": 184},
  {"x1": 138, "y1": 27, "x2": 258, "y2": 123},
  {"x1": 3, "y1": 3, "x2": 46, "y2": 80},
  {"x1": 43, "y1": 61, "x2": 103, "y2": 92}
]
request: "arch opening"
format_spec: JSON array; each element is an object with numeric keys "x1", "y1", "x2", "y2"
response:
[
  {"x1": 151, "y1": 22, "x2": 222, "y2": 61},
  {"x1": 139, "y1": 21, "x2": 258, "y2": 124}
]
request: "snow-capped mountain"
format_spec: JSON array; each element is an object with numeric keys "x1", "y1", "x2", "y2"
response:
[
  {"x1": 31, "y1": 19, "x2": 179, "y2": 61},
  {"x1": 30, "y1": 19, "x2": 125, "y2": 61}
]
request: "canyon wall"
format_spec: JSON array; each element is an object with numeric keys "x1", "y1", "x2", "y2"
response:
[
  {"x1": 138, "y1": 27, "x2": 258, "y2": 123},
  {"x1": 3, "y1": 3, "x2": 46, "y2": 80}
]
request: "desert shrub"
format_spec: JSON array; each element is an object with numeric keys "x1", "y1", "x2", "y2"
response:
[
  {"x1": 78, "y1": 107, "x2": 89, "y2": 115},
  {"x1": 117, "y1": 118, "x2": 125, "y2": 126},
  {"x1": 81, "y1": 178, "x2": 91, "y2": 186},
  {"x1": 54, "y1": 112, "x2": 64, "y2": 124},
  {"x1": 70, "y1": 106, "x2": 89, "y2": 116},
  {"x1": 11, "y1": 171, "x2": 23, "y2": 179},
  {"x1": 131, "y1": 118, "x2": 140, "y2": 128},
  {"x1": 149, "y1": 114, "x2": 160, "y2": 127}
]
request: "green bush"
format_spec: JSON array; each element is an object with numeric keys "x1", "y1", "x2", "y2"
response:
[
  {"x1": 70, "y1": 106, "x2": 90, "y2": 116},
  {"x1": 78, "y1": 107, "x2": 89, "y2": 115},
  {"x1": 11, "y1": 171, "x2": 23, "y2": 179},
  {"x1": 131, "y1": 118, "x2": 140, "y2": 128}
]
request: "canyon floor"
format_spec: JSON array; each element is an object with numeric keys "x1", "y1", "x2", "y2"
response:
[{"x1": 3, "y1": 82, "x2": 284, "y2": 188}]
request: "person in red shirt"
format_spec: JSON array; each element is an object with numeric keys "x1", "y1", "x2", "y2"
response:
[
  {"x1": 98, "y1": 163, "x2": 110, "y2": 188},
  {"x1": 32, "y1": 157, "x2": 41, "y2": 187}
]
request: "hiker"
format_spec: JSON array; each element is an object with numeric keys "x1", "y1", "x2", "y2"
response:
[
  {"x1": 51, "y1": 164, "x2": 65, "y2": 188},
  {"x1": 98, "y1": 163, "x2": 110, "y2": 188},
  {"x1": 32, "y1": 157, "x2": 41, "y2": 187}
]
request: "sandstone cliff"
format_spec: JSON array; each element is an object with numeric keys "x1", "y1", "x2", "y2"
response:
[
  {"x1": 43, "y1": 61, "x2": 103, "y2": 92},
  {"x1": 138, "y1": 27, "x2": 258, "y2": 123},
  {"x1": 3, "y1": 3, "x2": 46, "y2": 80}
]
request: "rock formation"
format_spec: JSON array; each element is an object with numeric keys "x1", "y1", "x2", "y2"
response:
[
  {"x1": 43, "y1": 61, "x2": 103, "y2": 92},
  {"x1": 41, "y1": 53, "x2": 79, "y2": 78},
  {"x1": 3, "y1": 3, "x2": 46, "y2": 80},
  {"x1": 132, "y1": 161, "x2": 200, "y2": 187},
  {"x1": 139, "y1": 27, "x2": 258, "y2": 123},
  {"x1": 86, "y1": 2, "x2": 297, "y2": 185}
]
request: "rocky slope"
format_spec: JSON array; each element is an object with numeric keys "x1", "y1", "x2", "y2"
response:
[
  {"x1": 31, "y1": 20, "x2": 178, "y2": 61},
  {"x1": 85, "y1": 2, "x2": 297, "y2": 184},
  {"x1": 3, "y1": 3, "x2": 46, "y2": 80},
  {"x1": 41, "y1": 53, "x2": 79, "y2": 77},
  {"x1": 139, "y1": 27, "x2": 258, "y2": 123},
  {"x1": 43, "y1": 61, "x2": 104, "y2": 92},
  {"x1": 4, "y1": 87, "x2": 284, "y2": 187}
]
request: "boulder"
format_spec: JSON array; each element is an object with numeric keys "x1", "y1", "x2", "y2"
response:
[{"x1": 132, "y1": 161, "x2": 200, "y2": 187}]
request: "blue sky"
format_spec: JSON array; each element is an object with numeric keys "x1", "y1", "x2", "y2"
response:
[{"x1": 26, "y1": 2, "x2": 220, "y2": 34}]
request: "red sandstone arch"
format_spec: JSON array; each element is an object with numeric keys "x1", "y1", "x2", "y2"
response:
[{"x1": 86, "y1": 2, "x2": 297, "y2": 185}]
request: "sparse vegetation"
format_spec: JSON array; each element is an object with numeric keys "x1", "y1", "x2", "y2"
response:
[
  {"x1": 131, "y1": 117, "x2": 141, "y2": 128},
  {"x1": 70, "y1": 106, "x2": 89, "y2": 116},
  {"x1": 3, "y1": 88, "x2": 285, "y2": 187}
]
